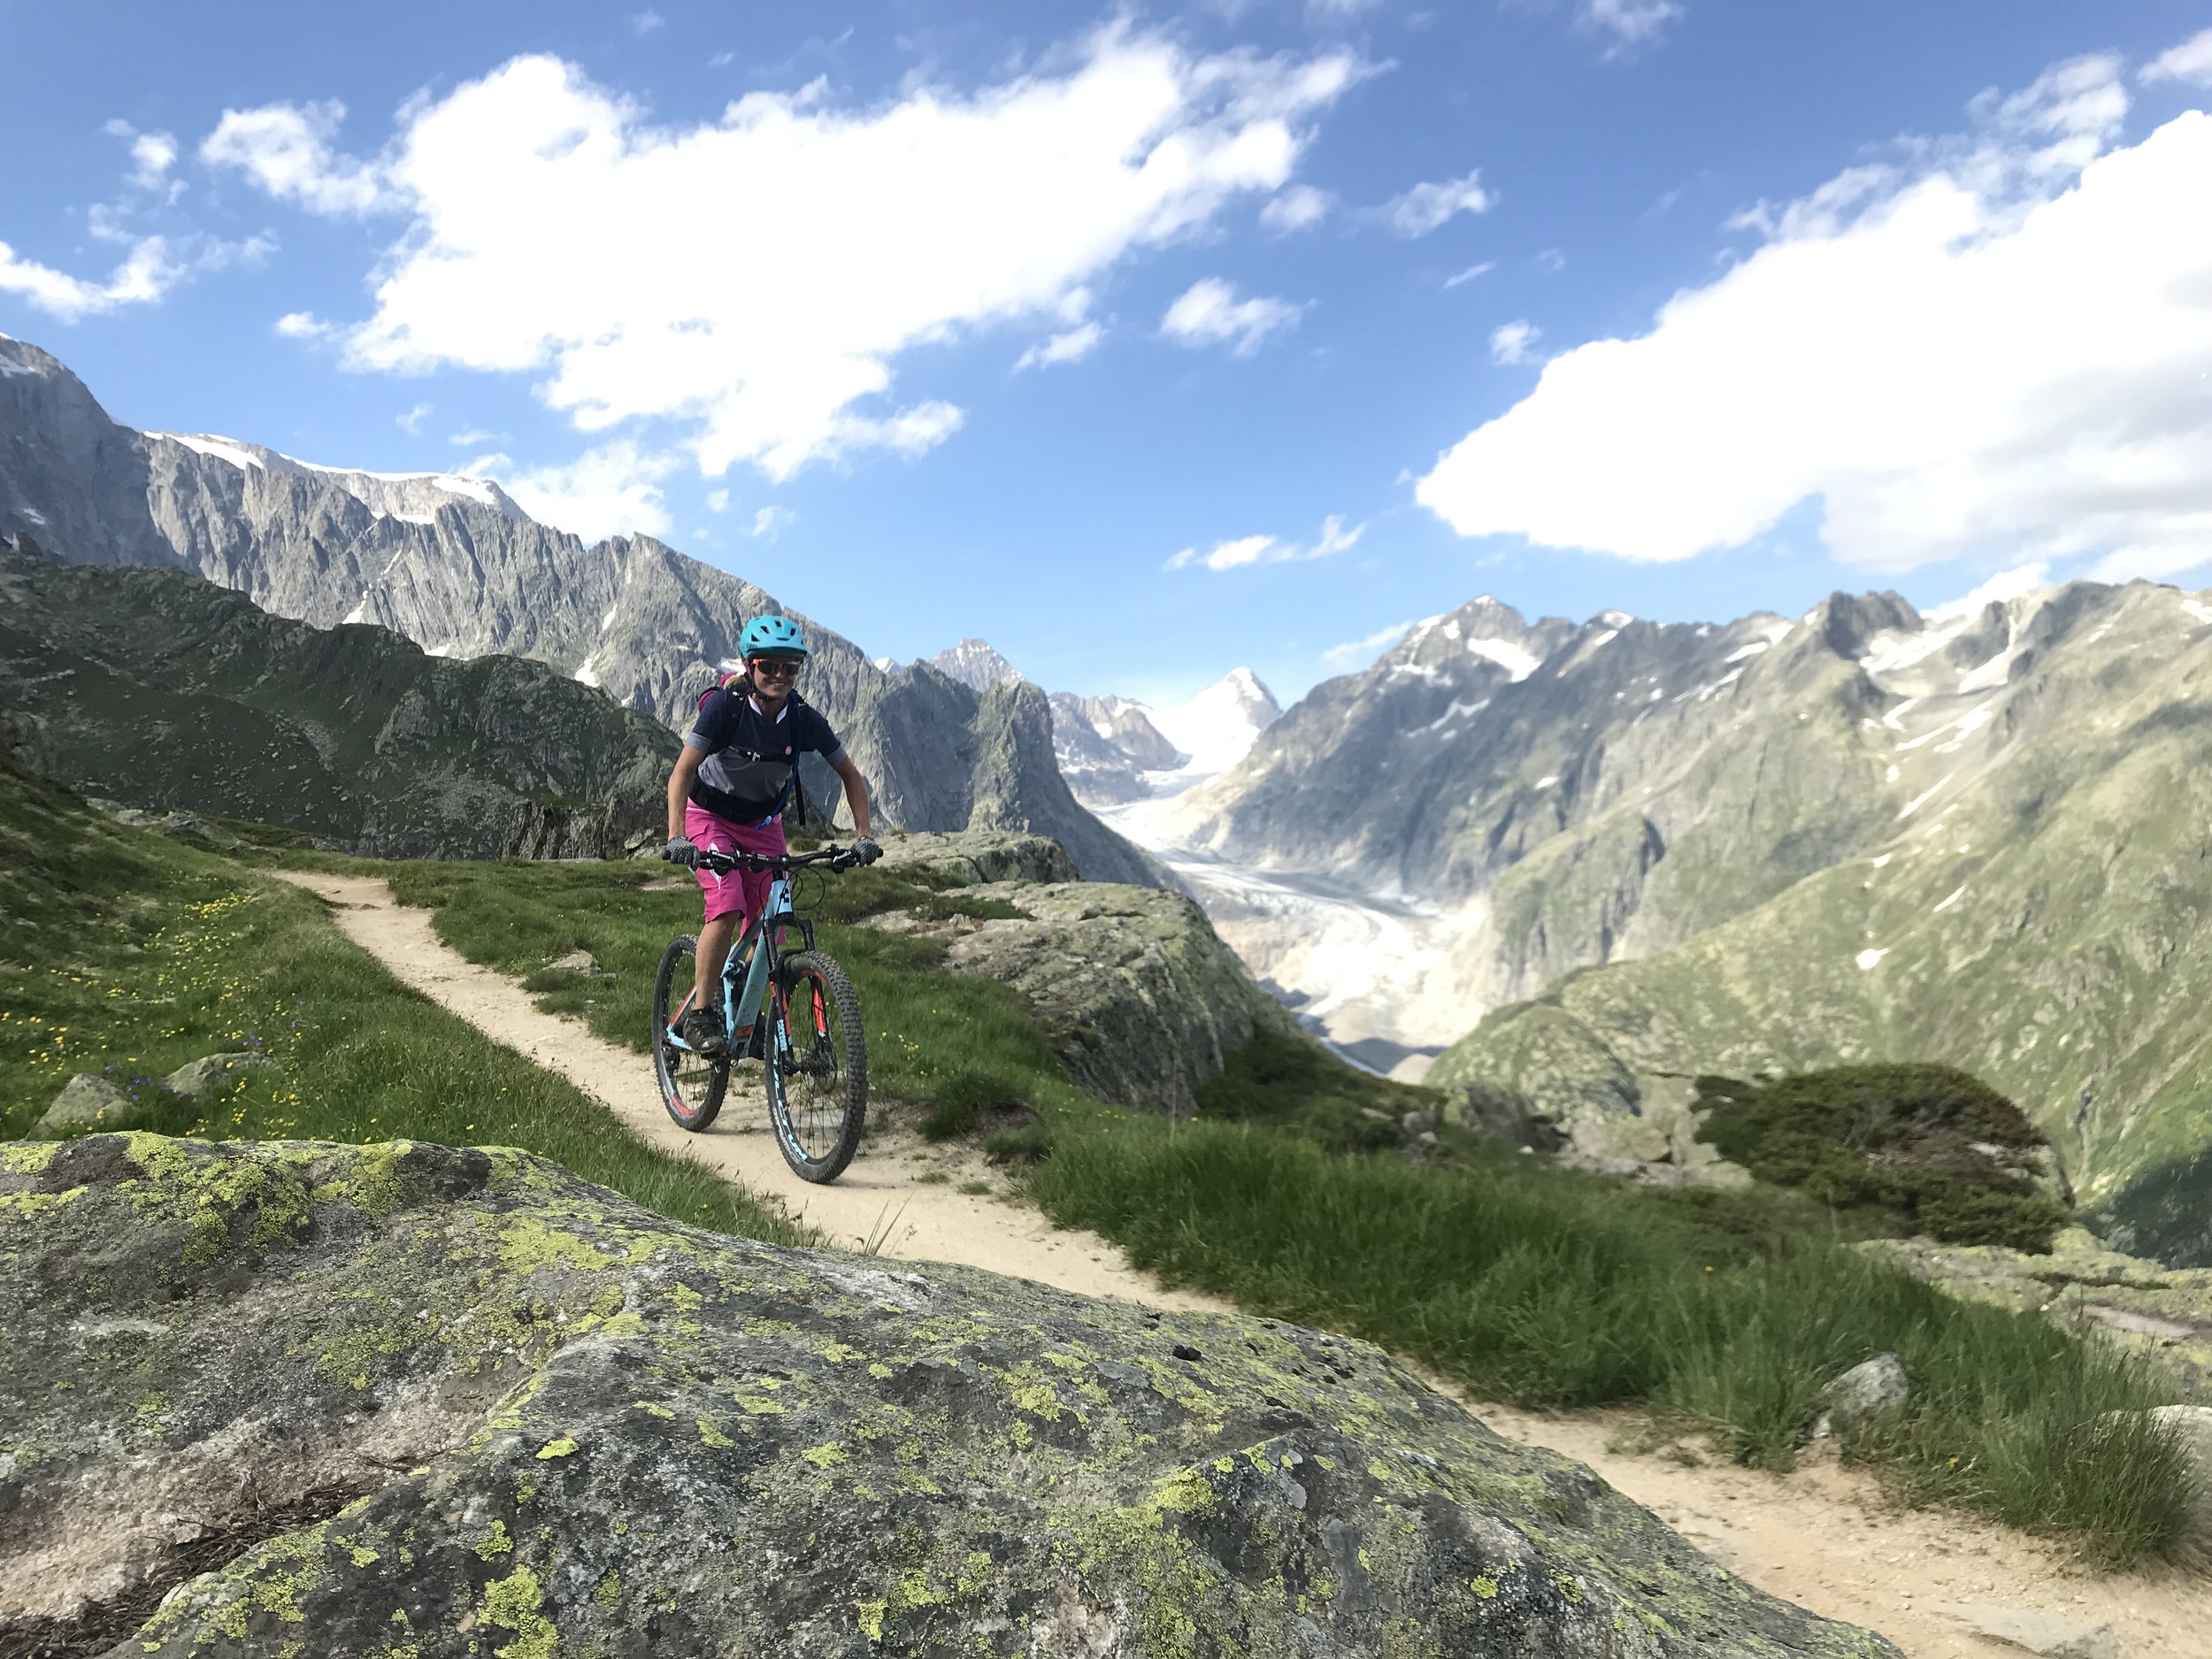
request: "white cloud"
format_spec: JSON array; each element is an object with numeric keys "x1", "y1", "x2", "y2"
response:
[
  {"x1": 0, "y1": 237, "x2": 180, "y2": 323},
  {"x1": 1016, "y1": 320, "x2": 1103, "y2": 370},
  {"x1": 1323, "y1": 619, "x2": 1412, "y2": 667},
  {"x1": 2142, "y1": 29, "x2": 2212, "y2": 87},
  {"x1": 461, "y1": 441, "x2": 678, "y2": 541},
  {"x1": 706, "y1": 488, "x2": 731, "y2": 512},
  {"x1": 1160, "y1": 277, "x2": 1305, "y2": 356},
  {"x1": 1444, "y1": 260, "x2": 1494, "y2": 288},
  {"x1": 210, "y1": 31, "x2": 1360, "y2": 481},
  {"x1": 275, "y1": 310, "x2": 333, "y2": 339},
  {"x1": 447, "y1": 425, "x2": 503, "y2": 445},
  {"x1": 200, "y1": 99, "x2": 392, "y2": 216},
  {"x1": 1167, "y1": 513, "x2": 1363, "y2": 572},
  {"x1": 127, "y1": 132, "x2": 179, "y2": 190},
  {"x1": 1419, "y1": 54, "x2": 2212, "y2": 579},
  {"x1": 1582, "y1": 0, "x2": 1683, "y2": 50},
  {"x1": 709, "y1": 50, "x2": 736, "y2": 69},
  {"x1": 396, "y1": 402, "x2": 433, "y2": 434},
  {"x1": 1260, "y1": 183, "x2": 1332, "y2": 230},
  {"x1": 749, "y1": 505, "x2": 794, "y2": 540},
  {"x1": 1383, "y1": 167, "x2": 1493, "y2": 236},
  {"x1": 630, "y1": 9, "x2": 665, "y2": 35},
  {"x1": 0, "y1": 130, "x2": 266, "y2": 321},
  {"x1": 1489, "y1": 319, "x2": 1541, "y2": 365}
]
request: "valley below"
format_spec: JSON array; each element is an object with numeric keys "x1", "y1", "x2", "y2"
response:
[{"x1": 1100, "y1": 787, "x2": 1486, "y2": 1079}]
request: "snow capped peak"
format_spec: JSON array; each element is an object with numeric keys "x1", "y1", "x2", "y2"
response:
[
  {"x1": 926, "y1": 638, "x2": 1024, "y2": 692},
  {"x1": 1924, "y1": 564, "x2": 2052, "y2": 626},
  {"x1": 148, "y1": 433, "x2": 526, "y2": 522},
  {"x1": 1141, "y1": 667, "x2": 1281, "y2": 776}
]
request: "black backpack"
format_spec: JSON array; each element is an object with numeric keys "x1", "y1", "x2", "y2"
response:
[{"x1": 692, "y1": 674, "x2": 812, "y2": 826}]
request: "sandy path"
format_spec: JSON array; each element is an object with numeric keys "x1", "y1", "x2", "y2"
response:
[{"x1": 276, "y1": 869, "x2": 2211, "y2": 1657}]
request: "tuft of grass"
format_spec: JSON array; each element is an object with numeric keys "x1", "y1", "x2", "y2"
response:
[
  {"x1": 985, "y1": 1123, "x2": 1054, "y2": 1166},
  {"x1": 1694, "y1": 1064, "x2": 2072, "y2": 1250},
  {"x1": 1197, "y1": 1025, "x2": 1437, "y2": 1154}
]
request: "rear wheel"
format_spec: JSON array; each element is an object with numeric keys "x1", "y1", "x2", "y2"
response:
[
  {"x1": 765, "y1": 950, "x2": 867, "y2": 1182},
  {"x1": 652, "y1": 934, "x2": 728, "y2": 1132}
]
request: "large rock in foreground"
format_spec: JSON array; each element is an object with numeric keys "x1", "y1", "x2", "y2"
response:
[{"x1": 0, "y1": 1135, "x2": 1899, "y2": 1657}]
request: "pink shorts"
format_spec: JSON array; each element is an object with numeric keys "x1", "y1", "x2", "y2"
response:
[{"x1": 685, "y1": 804, "x2": 787, "y2": 929}]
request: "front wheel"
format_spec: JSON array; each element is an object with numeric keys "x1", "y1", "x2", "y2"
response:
[
  {"x1": 653, "y1": 935, "x2": 728, "y2": 1132},
  {"x1": 765, "y1": 950, "x2": 867, "y2": 1182}
]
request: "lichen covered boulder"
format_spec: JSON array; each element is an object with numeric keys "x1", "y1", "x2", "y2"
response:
[
  {"x1": 943, "y1": 881, "x2": 1307, "y2": 1117},
  {"x1": 875, "y1": 827, "x2": 1081, "y2": 888},
  {"x1": 0, "y1": 1135, "x2": 1901, "y2": 1658}
]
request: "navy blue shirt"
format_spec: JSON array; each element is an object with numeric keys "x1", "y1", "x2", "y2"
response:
[{"x1": 685, "y1": 688, "x2": 845, "y2": 826}]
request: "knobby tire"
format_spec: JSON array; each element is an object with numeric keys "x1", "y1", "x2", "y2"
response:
[
  {"x1": 652, "y1": 934, "x2": 728, "y2": 1132},
  {"x1": 765, "y1": 949, "x2": 867, "y2": 1183}
]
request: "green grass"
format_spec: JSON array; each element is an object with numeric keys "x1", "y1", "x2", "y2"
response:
[
  {"x1": 1693, "y1": 1064, "x2": 2072, "y2": 1250},
  {"x1": 349, "y1": 847, "x2": 2200, "y2": 1566},
  {"x1": 1021, "y1": 1115, "x2": 2195, "y2": 1564},
  {"x1": 0, "y1": 759, "x2": 813, "y2": 1247}
]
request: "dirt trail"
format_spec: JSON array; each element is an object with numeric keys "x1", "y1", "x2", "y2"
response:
[
  {"x1": 273, "y1": 870, "x2": 1222, "y2": 1310},
  {"x1": 277, "y1": 869, "x2": 2211, "y2": 1659}
]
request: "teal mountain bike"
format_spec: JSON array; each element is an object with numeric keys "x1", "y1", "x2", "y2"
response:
[{"x1": 651, "y1": 844, "x2": 869, "y2": 1183}]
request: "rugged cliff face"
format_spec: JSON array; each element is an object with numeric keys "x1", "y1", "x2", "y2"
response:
[
  {"x1": 1423, "y1": 578, "x2": 2212, "y2": 1240},
  {"x1": 0, "y1": 334, "x2": 1156, "y2": 883},
  {"x1": 0, "y1": 1134, "x2": 1901, "y2": 1658},
  {"x1": 0, "y1": 538, "x2": 675, "y2": 860}
]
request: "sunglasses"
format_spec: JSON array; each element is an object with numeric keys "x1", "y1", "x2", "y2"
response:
[{"x1": 749, "y1": 657, "x2": 803, "y2": 679}]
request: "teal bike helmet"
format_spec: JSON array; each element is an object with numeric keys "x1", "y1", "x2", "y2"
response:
[{"x1": 738, "y1": 614, "x2": 810, "y2": 659}]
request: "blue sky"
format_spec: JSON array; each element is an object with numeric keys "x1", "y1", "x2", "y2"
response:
[{"x1": 5, "y1": 2, "x2": 2211, "y2": 705}]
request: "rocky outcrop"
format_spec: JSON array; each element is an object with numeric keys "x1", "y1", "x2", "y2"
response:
[
  {"x1": 939, "y1": 881, "x2": 1306, "y2": 1117},
  {"x1": 0, "y1": 536, "x2": 675, "y2": 859},
  {"x1": 0, "y1": 334, "x2": 1159, "y2": 885},
  {"x1": 1049, "y1": 691, "x2": 1186, "y2": 806},
  {"x1": 0, "y1": 1134, "x2": 1901, "y2": 1658},
  {"x1": 876, "y1": 828, "x2": 1082, "y2": 888},
  {"x1": 1863, "y1": 1227, "x2": 2212, "y2": 1395}
]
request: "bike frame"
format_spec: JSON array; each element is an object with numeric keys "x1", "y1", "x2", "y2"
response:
[{"x1": 668, "y1": 864, "x2": 820, "y2": 1059}]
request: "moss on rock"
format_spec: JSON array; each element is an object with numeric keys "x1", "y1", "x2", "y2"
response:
[{"x1": 2, "y1": 1135, "x2": 1900, "y2": 1656}]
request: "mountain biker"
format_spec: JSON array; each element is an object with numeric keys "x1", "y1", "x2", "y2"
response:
[{"x1": 664, "y1": 615, "x2": 879, "y2": 1056}]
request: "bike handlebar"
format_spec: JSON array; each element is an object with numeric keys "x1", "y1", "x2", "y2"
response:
[{"x1": 692, "y1": 844, "x2": 862, "y2": 875}]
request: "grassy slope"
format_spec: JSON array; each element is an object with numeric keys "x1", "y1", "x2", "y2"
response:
[
  {"x1": 0, "y1": 759, "x2": 811, "y2": 1246},
  {"x1": 383, "y1": 853, "x2": 2197, "y2": 1566}
]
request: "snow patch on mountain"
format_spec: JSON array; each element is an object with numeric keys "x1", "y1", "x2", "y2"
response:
[
  {"x1": 1140, "y1": 667, "x2": 1282, "y2": 779},
  {"x1": 152, "y1": 433, "x2": 265, "y2": 472},
  {"x1": 926, "y1": 638, "x2": 1023, "y2": 692}
]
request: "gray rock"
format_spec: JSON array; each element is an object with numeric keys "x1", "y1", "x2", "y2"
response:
[
  {"x1": 875, "y1": 828, "x2": 1079, "y2": 888},
  {"x1": 546, "y1": 950, "x2": 604, "y2": 976},
  {"x1": 1402, "y1": 1108, "x2": 1437, "y2": 1136},
  {"x1": 0, "y1": 1135, "x2": 1902, "y2": 1658},
  {"x1": 161, "y1": 1052, "x2": 267, "y2": 1105},
  {"x1": 154, "y1": 812, "x2": 242, "y2": 849},
  {"x1": 30, "y1": 1073, "x2": 148, "y2": 1138},
  {"x1": 1932, "y1": 1603, "x2": 2120, "y2": 1658},
  {"x1": 941, "y1": 878, "x2": 1307, "y2": 1116},
  {"x1": 1816, "y1": 1353, "x2": 1910, "y2": 1437}
]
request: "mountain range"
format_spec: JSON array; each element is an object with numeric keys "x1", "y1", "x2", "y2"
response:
[
  {"x1": 1102, "y1": 572, "x2": 2212, "y2": 1254},
  {"x1": 0, "y1": 334, "x2": 1156, "y2": 887}
]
